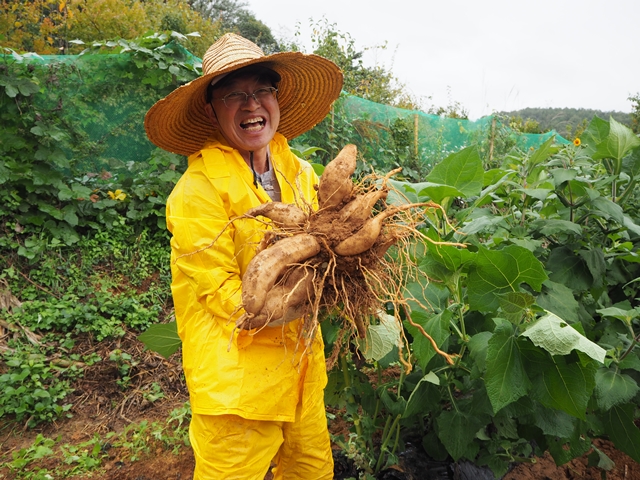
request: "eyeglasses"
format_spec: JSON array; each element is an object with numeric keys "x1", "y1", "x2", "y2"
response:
[{"x1": 214, "y1": 87, "x2": 278, "y2": 108}]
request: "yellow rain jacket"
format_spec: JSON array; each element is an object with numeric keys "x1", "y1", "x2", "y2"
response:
[{"x1": 166, "y1": 132, "x2": 327, "y2": 421}]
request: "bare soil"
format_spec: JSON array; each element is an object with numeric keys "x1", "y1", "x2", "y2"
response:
[{"x1": 1, "y1": 333, "x2": 639, "y2": 480}]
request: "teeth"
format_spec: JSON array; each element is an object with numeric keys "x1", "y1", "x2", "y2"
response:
[{"x1": 241, "y1": 117, "x2": 264, "y2": 130}]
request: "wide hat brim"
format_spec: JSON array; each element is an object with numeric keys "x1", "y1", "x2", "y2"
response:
[{"x1": 144, "y1": 34, "x2": 343, "y2": 157}]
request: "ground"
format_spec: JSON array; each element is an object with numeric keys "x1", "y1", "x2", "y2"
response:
[{"x1": 1, "y1": 333, "x2": 639, "y2": 480}]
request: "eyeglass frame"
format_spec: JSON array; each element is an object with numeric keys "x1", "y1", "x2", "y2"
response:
[{"x1": 212, "y1": 87, "x2": 279, "y2": 109}]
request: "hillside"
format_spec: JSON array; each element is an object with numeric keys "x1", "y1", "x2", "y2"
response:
[{"x1": 498, "y1": 107, "x2": 632, "y2": 136}]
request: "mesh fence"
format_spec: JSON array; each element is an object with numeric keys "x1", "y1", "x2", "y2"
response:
[{"x1": 5, "y1": 48, "x2": 567, "y2": 178}]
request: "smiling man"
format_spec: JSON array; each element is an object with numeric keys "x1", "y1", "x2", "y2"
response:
[{"x1": 144, "y1": 34, "x2": 343, "y2": 479}]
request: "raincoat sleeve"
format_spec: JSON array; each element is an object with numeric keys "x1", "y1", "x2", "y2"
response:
[{"x1": 166, "y1": 160, "x2": 250, "y2": 323}]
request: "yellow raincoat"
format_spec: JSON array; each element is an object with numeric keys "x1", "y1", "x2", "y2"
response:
[{"x1": 166, "y1": 131, "x2": 327, "y2": 422}]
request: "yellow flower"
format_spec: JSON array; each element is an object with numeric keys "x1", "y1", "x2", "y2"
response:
[
  {"x1": 107, "y1": 189, "x2": 127, "y2": 201},
  {"x1": 573, "y1": 138, "x2": 581, "y2": 146}
]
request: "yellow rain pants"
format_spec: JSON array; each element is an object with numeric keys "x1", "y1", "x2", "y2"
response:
[
  {"x1": 166, "y1": 132, "x2": 332, "y2": 477},
  {"x1": 189, "y1": 350, "x2": 334, "y2": 479}
]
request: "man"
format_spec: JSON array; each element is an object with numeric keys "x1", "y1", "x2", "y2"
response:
[{"x1": 144, "y1": 33, "x2": 343, "y2": 479}]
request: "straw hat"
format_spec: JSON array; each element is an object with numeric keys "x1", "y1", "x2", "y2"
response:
[{"x1": 144, "y1": 33, "x2": 343, "y2": 157}]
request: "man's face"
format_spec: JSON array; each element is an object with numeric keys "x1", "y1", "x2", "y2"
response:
[{"x1": 205, "y1": 75, "x2": 280, "y2": 157}]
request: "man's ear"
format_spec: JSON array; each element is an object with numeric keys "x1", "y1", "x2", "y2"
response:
[{"x1": 204, "y1": 102, "x2": 219, "y2": 129}]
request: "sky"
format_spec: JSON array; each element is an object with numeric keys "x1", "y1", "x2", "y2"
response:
[{"x1": 245, "y1": 0, "x2": 638, "y2": 120}]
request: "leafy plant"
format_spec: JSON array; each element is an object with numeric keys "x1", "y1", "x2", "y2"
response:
[
  {"x1": 326, "y1": 116, "x2": 640, "y2": 477},
  {"x1": 0, "y1": 348, "x2": 74, "y2": 427}
]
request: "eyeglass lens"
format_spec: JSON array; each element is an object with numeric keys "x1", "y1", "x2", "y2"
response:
[{"x1": 221, "y1": 87, "x2": 278, "y2": 108}]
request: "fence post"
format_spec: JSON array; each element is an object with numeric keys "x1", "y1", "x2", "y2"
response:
[
  {"x1": 413, "y1": 113, "x2": 419, "y2": 157},
  {"x1": 488, "y1": 116, "x2": 497, "y2": 165}
]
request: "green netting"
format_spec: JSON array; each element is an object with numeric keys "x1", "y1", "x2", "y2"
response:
[
  {"x1": 6, "y1": 47, "x2": 567, "y2": 178},
  {"x1": 2, "y1": 44, "x2": 199, "y2": 175},
  {"x1": 296, "y1": 94, "x2": 568, "y2": 175}
]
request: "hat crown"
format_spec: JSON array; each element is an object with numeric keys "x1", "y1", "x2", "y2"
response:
[{"x1": 202, "y1": 33, "x2": 265, "y2": 76}]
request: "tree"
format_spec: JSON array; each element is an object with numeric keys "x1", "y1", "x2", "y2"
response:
[
  {"x1": 306, "y1": 19, "x2": 419, "y2": 109},
  {"x1": 0, "y1": 0, "x2": 222, "y2": 57},
  {"x1": 188, "y1": 0, "x2": 279, "y2": 53}
]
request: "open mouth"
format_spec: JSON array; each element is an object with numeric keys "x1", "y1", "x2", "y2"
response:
[{"x1": 240, "y1": 117, "x2": 265, "y2": 131}]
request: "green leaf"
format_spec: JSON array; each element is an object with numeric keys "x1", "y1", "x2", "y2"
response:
[
  {"x1": 536, "y1": 280, "x2": 580, "y2": 324},
  {"x1": 597, "y1": 306, "x2": 640, "y2": 325},
  {"x1": 593, "y1": 117, "x2": 640, "y2": 163},
  {"x1": 519, "y1": 188, "x2": 552, "y2": 200},
  {"x1": 530, "y1": 219, "x2": 582, "y2": 236},
  {"x1": 551, "y1": 168, "x2": 578, "y2": 187},
  {"x1": 404, "y1": 375, "x2": 439, "y2": 418},
  {"x1": 603, "y1": 404, "x2": 640, "y2": 463},
  {"x1": 310, "y1": 162, "x2": 325, "y2": 176},
  {"x1": 578, "y1": 248, "x2": 607, "y2": 289},
  {"x1": 594, "y1": 368, "x2": 640, "y2": 410},
  {"x1": 404, "y1": 310, "x2": 451, "y2": 372},
  {"x1": 427, "y1": 240, "x2": 475, "y2": 272},
  {"x1": 532, "y1": 403, "x2": 577, "y2": 437},
  {"x1": 436, "y1": 409, "x2": 483, "y2": 461},
  {"x1": 417, "y1": 184, "x2": 465, "y2": 204},
  {"x1": 485, "y1": 323, "x2": 531, "y2": 413},
  {"x1": 529, "y1": 355, "x2": 595, "y2": 420},
  {"x1": 425, "y1": 146, "x2": 484, "y2": 199},
  {"x1": 588, "y1": 445, "x2": 616, "y2": 471},
  {"x1": 582, "y1": 115, "x2": 610, "y2": 154},
  {"x1": 590, "y1": 196, "x2": 624, "y2": 223},
  {"x1": 546, "y1": 247, "x2": 592, "y2": 291},
  {"x1": 521, "y1": 312, "x2": 606, "y2": 363},
  {"x1": 528, "y1": 136, "x2": 557, "y2": 169},
  {"x1": 497, "y1": 292, "x2": 535, "y2": 320},
  {"x1": 138, "y1": 322, "x2": 181, "y2": 359},
  {"x1": 356, "y1": 312, "x2": 401, "y2": 362},
  {"x1": 467, "y1": 245, "x2": 547, "y2": 312},
  {"x1": 547, "y1": 422, "x2": 592, "y2": 465}
]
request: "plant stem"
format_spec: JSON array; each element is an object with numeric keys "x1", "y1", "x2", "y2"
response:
[
  {"x1": 374, "y1": 414, "x2": 401, "y2": 473},
  {"x1": 340, "y1": 354, "x2": 363, "y2": 438}
]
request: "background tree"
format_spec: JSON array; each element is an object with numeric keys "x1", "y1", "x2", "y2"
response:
[
  {"x1": 189, "y1": 0, "x2": 279, "y2": 53},
  {"x1": 0, "y1": 0, "x2": 222, "y2": 56},
  {"x1": 307, "y1": 18, "x2": 421, "y2": 109}
]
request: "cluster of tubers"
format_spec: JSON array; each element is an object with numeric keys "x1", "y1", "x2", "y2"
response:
[{"x1": 235, "y1": 144, "x2": 432, "y2": 343}]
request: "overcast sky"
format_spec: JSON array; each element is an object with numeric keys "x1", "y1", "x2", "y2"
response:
[{"x1": 245, "y1": 0, "x2": 638, "y2": 120}]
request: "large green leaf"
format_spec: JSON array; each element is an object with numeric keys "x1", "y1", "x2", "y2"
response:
[
  {"x1": 521, "y1": 312, "x2": 606, "y2": 362},
  {"x1": 405, "y1": 278, "x2": 450, "y2": 313},
  {"x1": 497, "y1": 292, "x2": 535, "y2": 323},
  {"x1": 404, "y1": 310, "x2": 451, "y2": 372},
  {"x1": 425, "y1": 146, "x2": 484, "y2": 200},
  {"x1": 417, "y1": 184, "x2": 465, "y2": 204},
  {"x1": 529, "y1": 355, "x2": 596, "y2": 420},
  {"x1": 138, "y1": 321, "x2": 181, "y2": 359},
  {"x1": 594, "y1": 368, "x2": 640, "y2": 411},
  {"x1": 427, "y1": 240, "x2": 476, "y2": 272},
  {"x1": 485, "y1": 323, "x2": 531, "y2": 413},
  {"x1": 531, "y1": 403, "x2": 577, "y2": 437},
  {"x1": 530, "y1": 218, "x2": 582, "y2": 237},
  {"x1": 356, "y1": 312, "x2": 401, "y2": 362},
  {"x1": 590, "y1": 196, "x2": 624, "y2": 223},
  {"x1": 592, "y1": 117, "x2": 640, "y2": 163},
  {"x1": 546, "y1": 247, "x2": 592, "y2": 291},
  {"x1": 535, "y1": 280, "x2": 580, "y2": 324},
  {"x1": 527, "y1": 136, "x2": 557, "y2": 170},
  {"x1": 467, "y1": 245, "x2": 547, "y2": 312},
  {"x1": 436, "y1": 409, "x2": 483, "y2": 461},
  {"x1": 582, "y1": 115, "x2": 610, "y2": 154},
  {"x1": 603, "y1": 404, "x2": 640, "y2": 463},
  {"x1": 404, "y1": 375, "x2": 440, "y2": 418}
]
